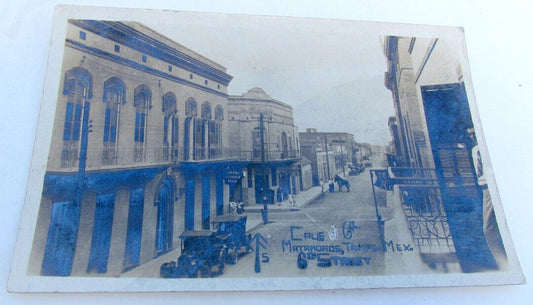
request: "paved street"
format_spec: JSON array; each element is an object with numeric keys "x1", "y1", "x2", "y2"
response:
[
  {"x1": 122, "y1": 167, "x2": 432, "y2": 278},
  {"x1": 122, "y1": 154, "x2": 431, "y2": 279},
  {"x1": 222, "y1": 171, "x2": 395, "y2": 277}
]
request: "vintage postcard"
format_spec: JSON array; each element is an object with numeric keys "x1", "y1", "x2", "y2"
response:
[{"x1": 8, "y1": 5, "x2": 524, "y2": 292}]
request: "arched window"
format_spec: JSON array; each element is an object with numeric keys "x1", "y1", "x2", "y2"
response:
[
  {"x1": 61, "y1": 67, "x2": 93, "y2": 168},
  {"x1": 102, "y1": 77, "x2": 125, "y2": 165},
  {"x1": 252, "y1": 127, "x2": 263, "y2": 160},
  {"x1": 133, "y1": 85, "x2": 151, "y2": 162},
  {"x1": 199, "y1": 102, "x2": 212, "y2": 159},
  {"x1": 162, "y1": 92, "x2": 178, "y2": 162},
  {"x1": 185, "y1": 98, "x2": 197, "y2": 116},
  {"x1": 215, "y1": 105, "x2": 224, "y2": 121},
  {"x1": 63, "y1": 67, "x2": 93, "y2": 99},
  {"x1": 201, "y1": 102, "x2": 212, "y2": 120},
  {"x1": 183, "y1": 98, "x2": 197, "y2": 161},
  {"x1": 281, "y1": 132, "x2": 288, "y2": 159},
  {"x1": 288, "y1": 135, "x2": 293, "y2": 158},
  {"x1": 212, "y1": 105, "x2": 224, "y2": 158}
]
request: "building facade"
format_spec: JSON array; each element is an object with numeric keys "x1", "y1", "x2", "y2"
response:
[
  {"x1": 29, "y1": 20, "x2": 237, "y2": 277},
  {"x1": 384, "y1": 36, "x2": 504, "y2": 272},
  {"x1": 299, "y1": 129, "x2": 357, "y2": 185},
  {"x1": 227, "y1": 88, "x2": 301, "y2": 204},
  {"x1": 300, "y1": 156, "x2": 314, "y2": 191}
]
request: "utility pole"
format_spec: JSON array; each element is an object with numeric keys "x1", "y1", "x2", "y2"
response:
[
  {"x1": 259, "y1": 113, "x2": 268, "y2": 224},
  {"x1": 370, "y1": 170, "x2": 386, "y2": 251},
  {"x1": 331, "y1": 138, "x2": 346, "y2": 177},
  {"x1": 69, "y1": 100, "x2": 91, "y2": 273},
  {"x1": 339, "y1": 142, "x2": 345, "y2": 177},
  {"x1": 77, "y1": 102, "x2": 90, "y2": 201},
  {"x1": 76, "y1": 102, "x2": 91, "y2": 213},
  {"x1": 324, "y1": 135, "x2": 330, "y2": 180}
]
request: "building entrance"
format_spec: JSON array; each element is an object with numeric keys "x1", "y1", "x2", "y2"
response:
[
  {"x1": 254, "y1": 174, "x2": 272, "y2": 204},
  {"x1": 41, "y1": 200, "x2": 80, "y2": 276}
]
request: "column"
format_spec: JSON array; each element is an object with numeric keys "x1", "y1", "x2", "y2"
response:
[
  {"x1": 216, "y1": 171, "x2": 224, "y2": 216},
  {"x1": 201, "y1": 173, "x2": 211, "y2": 229},
  {"x1": 184, "y1": 172, "x2": 195, "y2": 231}
]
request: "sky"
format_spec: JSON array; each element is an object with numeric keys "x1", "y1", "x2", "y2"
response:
[{"x1": 142, "y1": 12, "x2": 396, "y2": 145}]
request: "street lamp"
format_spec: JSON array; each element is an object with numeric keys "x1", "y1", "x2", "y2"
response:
[
  {"x1": 259, "y1": 112, "x2": 269, "y2": 224},
  {"x1": 324, "y1": 135, "x2": 331, "y2": 180}
]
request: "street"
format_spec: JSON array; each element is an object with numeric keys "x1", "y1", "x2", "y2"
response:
[{"x1": 222, "y1": 171, "x2": 395, "y2": 277}]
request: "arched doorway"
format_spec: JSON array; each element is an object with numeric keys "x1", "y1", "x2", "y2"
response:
[
  {"x1": 162, "y1": 92, "x2": 178, "y2": 162},
  {"x1": 155, "y1": 177, "x2": 175, "y2": 256}
]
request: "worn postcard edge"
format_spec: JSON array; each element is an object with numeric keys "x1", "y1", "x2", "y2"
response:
[{"x1": 7, "y1": 5, "x2": 525, "y2": 292}]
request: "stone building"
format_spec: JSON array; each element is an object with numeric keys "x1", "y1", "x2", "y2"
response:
[
  {"x1": 227, "y1": 88, "x2": 301, "y2": 204},
  {"x1": 29, "y1": 20, "x2": 235, "y2": 277}
]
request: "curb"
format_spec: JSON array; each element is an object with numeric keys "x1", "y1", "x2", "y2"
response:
[
  {"x1": 244, "y1": 189, "x2": 326, "y2": 233},
  {"x1": 244, "y1": 207, "x2": 301, "y2": 213},
  {"x1": 244, "y1": 190, "x2": 324, "y2": 213}
]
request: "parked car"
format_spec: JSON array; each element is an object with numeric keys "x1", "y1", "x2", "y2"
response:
[
  {"x1": 160, "y1": 230, "x2": 228, "y2": 278},
  {"x1": 160, "y1": 215, "x2": 251, "y2": 278},
  {"x1": 211, "y1": 215, "x2": 252, "y2": 264},
  {"x1": 349, "y1": 163, "x2": 364, "y2": 175}
]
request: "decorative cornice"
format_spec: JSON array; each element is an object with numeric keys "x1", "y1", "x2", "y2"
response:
[
  {"x1": 415, "y1": 38, "x2": 439, "y2": 84},
  {"x1": 66, "y1": 39, "x2": 229, "y2": 99},
  {"x1": 229, "y1": 96, "x2": 293, "y2": 110},
  {"x1": 69, "y1": 20, "x2": 233, "y2": 86}
]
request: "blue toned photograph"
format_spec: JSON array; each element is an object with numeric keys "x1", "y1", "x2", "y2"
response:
[{"x1": 10, "y1": 7, "x2": 523, "y2": 292}]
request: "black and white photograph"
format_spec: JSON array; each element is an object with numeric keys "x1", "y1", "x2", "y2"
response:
[{"x1": 2, "y1": 1, "x2": 531, "y2": 304}]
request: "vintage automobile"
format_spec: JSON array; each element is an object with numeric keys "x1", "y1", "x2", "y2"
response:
[
  {"x1": 211, "y1": 215, "x2": 252, "y2": 264},
  {"x1": 160, "y1": 230, "x2": 228, "y2": 278},
  {"x1": 160, "y1": 215, "x2": 251, "y2": 278},
  {"x1": 349, "y1": 164, "x2": 364, "y2": 176}
]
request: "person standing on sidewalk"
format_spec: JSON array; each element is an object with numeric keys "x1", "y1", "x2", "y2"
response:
[
  {"x1": 289, "y1": 194, "x2": 297, "y2": 208},
  {"x1": 468, "y1": 128, "x2": 507, "y2": 269},
  {"x1": 229, "y1": 197, "x2": 237, "y2": 215}
]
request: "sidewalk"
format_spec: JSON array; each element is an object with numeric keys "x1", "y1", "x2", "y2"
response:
[
  {"x1": 242, "y1": 185, "x2": 325, "y2": 233},
  {"x1": 122, "y1": 184, "x2": 326, "y2": 278},
  {"x1": 381, "y1": 186, "x2": 435, "y2": 274}
]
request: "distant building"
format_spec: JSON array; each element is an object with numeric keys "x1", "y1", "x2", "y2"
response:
[
  {"x1": 299, "y1": 129, "x2": 357, "y2": 185},
  {"x1": 300, "y1": 156, "x2": 313, "y2": 191},
  {"x1": 387, "y1": 116, "x2": 401, "y2": 166},
  {"x1": 228, "y1": 88, "x2": 301, "y2": 204}
]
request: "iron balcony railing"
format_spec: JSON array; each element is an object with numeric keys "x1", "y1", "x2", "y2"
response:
[
  {"x1": 393, "y1": 167, "x2": 457, "y2": 269},
  {"x1": 56, "y1": 145, "x2": 301, "y2": 171},
  {"x1": 371, "y1": 167, "x2": 457, "y2": 270},
  {"x1": 389, "y1": 167, "x2": 438, "y2": 180}
]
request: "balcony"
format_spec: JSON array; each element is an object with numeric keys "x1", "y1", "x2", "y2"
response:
[
  {"x1": 386, "y1": 167, "x2": 458, "y2": 269},
  {"x1": 238, "y1": 149, "x2": 300, "y2": 163},
  {"x1": 55, "y1": 145, "x2": 301, "y2": 172},
  {"x1": 389, "y1": 167, "x2": 438, "y2": 182}
]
